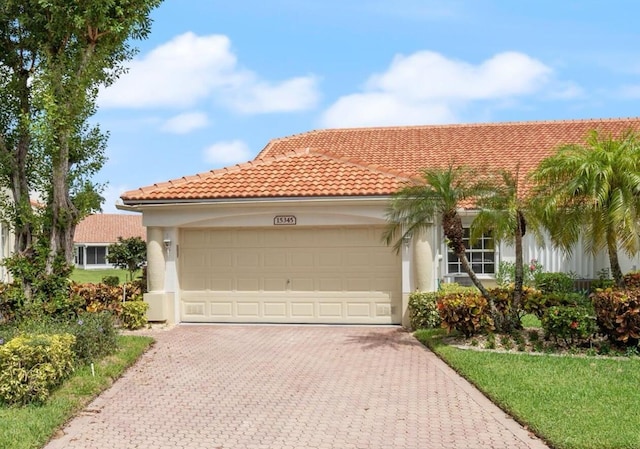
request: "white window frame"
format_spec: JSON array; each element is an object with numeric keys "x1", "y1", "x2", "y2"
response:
[{"x1": 446, "y1": 227, "x2": 496, "y2": 275}]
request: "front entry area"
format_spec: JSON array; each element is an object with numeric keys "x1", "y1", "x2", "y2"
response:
[{"x1": 178, "y1": 226, "x2": 401, "y2": 324}]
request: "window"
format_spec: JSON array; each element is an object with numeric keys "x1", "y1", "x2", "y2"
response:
[
  {"x1": 446, "y1": 228, "x2": 495, "y2": 275},
  {"x1": 86, "y1": 246, "x2": 107, "y2": 265}
]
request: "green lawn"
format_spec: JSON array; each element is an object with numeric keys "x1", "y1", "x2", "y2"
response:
[
  {"x1": 415, "y1": 329, "x2": 640, "y2": 449},
  {"x1": 70, "y1": 268, "x2": 137, "y2": 284},
  {"x1": 0, "y1": 335, "x2": 153, "y2": 449}
]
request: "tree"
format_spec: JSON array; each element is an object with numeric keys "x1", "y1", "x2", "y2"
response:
[
  {"x1": 471, "y1": 167, "x2": 543, "y2": 330},
  {"x1": 107, "y1": 236, "x2": 147, "y2": 282},
  {"x1": 530, "y1": 130, "x2": 640, "y2": 288},
  {"x1": 0, "y1": 1, "x2": 162, "y2": 301},
  {"x1": 383, "y1": 164, "x2": 491, "y2": 299}
]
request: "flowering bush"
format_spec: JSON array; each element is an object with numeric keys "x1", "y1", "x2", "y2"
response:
[
  {"x1": 495, "y1": 259, "x2": 543, "y2": 288},
  {"x1": 541, "y1": 305, "x2": 597, "y2": 345}
]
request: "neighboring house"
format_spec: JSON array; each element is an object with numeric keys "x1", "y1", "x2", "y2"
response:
[
  {"x1": 120, "y1": 118, "x2": 640, "y2": 326},
  {"x1": 74, "y1": 214, "x2": 145, "y2": 270}
]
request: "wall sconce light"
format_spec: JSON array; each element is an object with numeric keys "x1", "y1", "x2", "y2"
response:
[
  {"x1": 402, "y1": 235, "x2": 411, "y2": 249},
  {"x1": 163, "y1": 238, "x2": 171, "y2": 252}
]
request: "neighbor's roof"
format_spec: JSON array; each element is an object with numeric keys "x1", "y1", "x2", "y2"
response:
[
  {"x1": 121, "y1": 117, "x2": 640, "y2": 203},
  {"x1": 74, "y1": 214, "x2": 145, "y2": 244}
]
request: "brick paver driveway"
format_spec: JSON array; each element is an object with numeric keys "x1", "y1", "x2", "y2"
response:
[{"x1": 45, "y1": 325, "x2": 548, "y2": 449}]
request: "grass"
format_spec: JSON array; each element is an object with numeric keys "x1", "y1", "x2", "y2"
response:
[
  {"x1": 415, "y1": 329, "x2": 640, "y2": 449},
  {"x1": 70, "y1": 268, "x2": 137, "y2": 284},
  {"x1": 0, "y1": 335, "x2": 154, "y2": 449}
]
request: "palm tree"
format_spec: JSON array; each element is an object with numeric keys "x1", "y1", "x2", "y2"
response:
[
  {"x1": 383, "y1": 164, "x2": 491, "y2": 299},
  {"x1": 530, "y1": 129, "x2": 640, "y2": 288},
  {"x1": 471, "y1": 167, "x2": 543, "y2": 328}
]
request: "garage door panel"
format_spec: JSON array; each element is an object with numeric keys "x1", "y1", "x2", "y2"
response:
[{"x1": 179, "y1": 227, "x2": 401, "y2": 324}]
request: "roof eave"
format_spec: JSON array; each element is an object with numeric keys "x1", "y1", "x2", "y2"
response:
[{"x1": 121, "y1": 194, "x2": 395, "y2": 208}]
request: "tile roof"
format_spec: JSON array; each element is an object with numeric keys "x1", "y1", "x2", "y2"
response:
[
  {"x1": 122, "y1": 117, "x2": 640, "y2": 203},
  {"x1": 74, "y1": 214, "x2": 145, "y2": 244},
  {"x1": 121, "y1": 149, "x2": 409, "y2": 201}
]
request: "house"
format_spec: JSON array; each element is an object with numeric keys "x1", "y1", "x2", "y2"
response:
[
  {"x1": 74, "y1": 214, "x2": 145, "y2": 269},
  {"x1": 120, "y1": 118, "x2": 640, "y2": 326}
]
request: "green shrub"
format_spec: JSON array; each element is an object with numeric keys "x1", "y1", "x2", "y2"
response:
[
  {"x1": 0, "y1": 333, "x2": 76, "y2": 405},
  {"x1": 437, "y1": 291, "x2": 493, "y2": 337},
  {"x1": 0, "y1": 283, "x2": 24, "y2": 323},
  {"x1": 101, "y1": 275, "x2": 120, "y2": 287},
  {"x1": 69, "y1": 311, "x2": 119, "y2": 364},
  {"x1": 408, "y1": 283, "x2": 477, "y2": 330},
  {"x1": 534, "y1": 272, "x2": 575, "y2": 294},
  {"x1": 119, "y1": 301, "x2": 149, "y2": 330},
  {"x1": 541, "y1": 305, "x2": 597, "y2": 345},
  {"x1": 10, "y1": 313, "x2": 118, "y2": 366},
  {"x1": 523, "y1": 291, "x2": 588, "y2": 319},
  {"x1": 591, "y1": 288, "x2": 640, "y2": 346},
  {"x1": 408, "y1": 292, "x2": 440, "y2": 329}
]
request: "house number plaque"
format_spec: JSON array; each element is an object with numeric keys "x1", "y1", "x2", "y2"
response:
[{"x1": 274, "y1": 215, "x2": 297, "y2": 225}]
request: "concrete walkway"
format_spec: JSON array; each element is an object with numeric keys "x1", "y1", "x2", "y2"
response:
[{"x1": 44, "y1": 325, "x2": 548, "y2": 449}]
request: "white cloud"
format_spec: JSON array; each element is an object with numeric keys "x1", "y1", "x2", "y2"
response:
[
  {"x1": 321, "y1": 50, "x2": 556, "y2": 128},
  {"x1": 99, "y1": 32, "x2": 320, "y2": 114},
  {"x1": 162, "y1": 111, "x2": 209, "y2": 134},
  {"x1": 224, "y1": 76, "x2": 320, "y2": 114},
  {"x1": 203, "y1": 140, "x2": 253, "y2": 167}
]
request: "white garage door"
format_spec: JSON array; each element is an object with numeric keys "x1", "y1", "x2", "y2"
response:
[{"x1": 179, "y1": 227, "x2": 401, "y2": 324}]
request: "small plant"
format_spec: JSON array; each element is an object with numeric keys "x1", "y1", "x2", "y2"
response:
[
  {"x1": 119, "y1": 301, "x2": 149, "y2": 330},
  {"x1": 534, "y1": 272, "x2": 575, "y2": 294},
  {"x1": 598, "y1": 341, "x2": 612, "y2": 356},
  {"x1": 408, "y1": 291, "x2": 441, "y2": 329},
  {"x1": 102, "y1": 275, "x2": 120, "y2": 287},
  {"x1": 470, "y1": 338, "x2": 479, "y2": 347},
  {"x1": 495, "y1": 259, "x2": 543, "y2": 287},
  {"x1": 517, "y1": 342, "x2": 526, "y2": 352},
  {"x1": 500, "y1": 335, "x2": 514, "y2": 350},
  {"x1": 541, "y1": 305, "x2": 597, "y2": 345},
  {"x1": 527, "y1": 329, "x2": 540, "y2": 342},
  {"x1": 70, "y1": 311, "x2": 119, "y2": 364},
  {"x1": 484, "y1": 333, "x2": 496, "y2": 349}
]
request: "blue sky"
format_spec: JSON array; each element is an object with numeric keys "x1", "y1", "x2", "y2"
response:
[{"x1": 95, "y1": 0, "x2": 640, "y2": 212}]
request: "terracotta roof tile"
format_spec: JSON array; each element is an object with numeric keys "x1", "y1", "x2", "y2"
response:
[
  {"x1": 122, "y1": 117, "x2": 640, "y2": 203},
  {"x1": 74, "y1": 214, "x2": 145, "y2": 243},
  {"x1": 122, "y1": 149, "x2": 410, "y2": 202}
]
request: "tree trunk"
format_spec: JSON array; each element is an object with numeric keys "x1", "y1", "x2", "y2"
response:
[
  {"x1": 442, "y1": 210, "x2": 491, "y2": 298},
  {"x1": 46, "y1": 131, "x2": 78, "y2": 273},
  {"x1": 607, "y1": 229, "x2": 625, "y2": 288},
  {"x1": 10, "y1": 69, "x2": 35, "y2": 255},
  {"x1": 509, "y1": 211, "x2": 526, "y2": 331}
]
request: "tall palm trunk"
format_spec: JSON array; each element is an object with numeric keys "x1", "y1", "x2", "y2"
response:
[
  {"x1": 442, "y1": 210, "x2": 491, "y2": 299},
  {"x1": 607, "y1": 228, "x2": 625, "y2": 288}
]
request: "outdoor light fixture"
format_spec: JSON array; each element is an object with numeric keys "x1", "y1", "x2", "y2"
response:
[
  {"x1": 163, "y1": 238, "x2": 171, "y2": 252},
  {"x1": 402, "y1": 235, "x2": 411, "y2": 249}
]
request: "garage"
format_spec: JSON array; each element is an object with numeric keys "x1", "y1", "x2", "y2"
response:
[{"x1": 179, "y1": 226, "x2": 401, "y2": 324}]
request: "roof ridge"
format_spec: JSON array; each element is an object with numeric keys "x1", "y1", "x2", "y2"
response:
[{"x1": 297, "y1": 116, "x2": 640, "y2": 133}]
